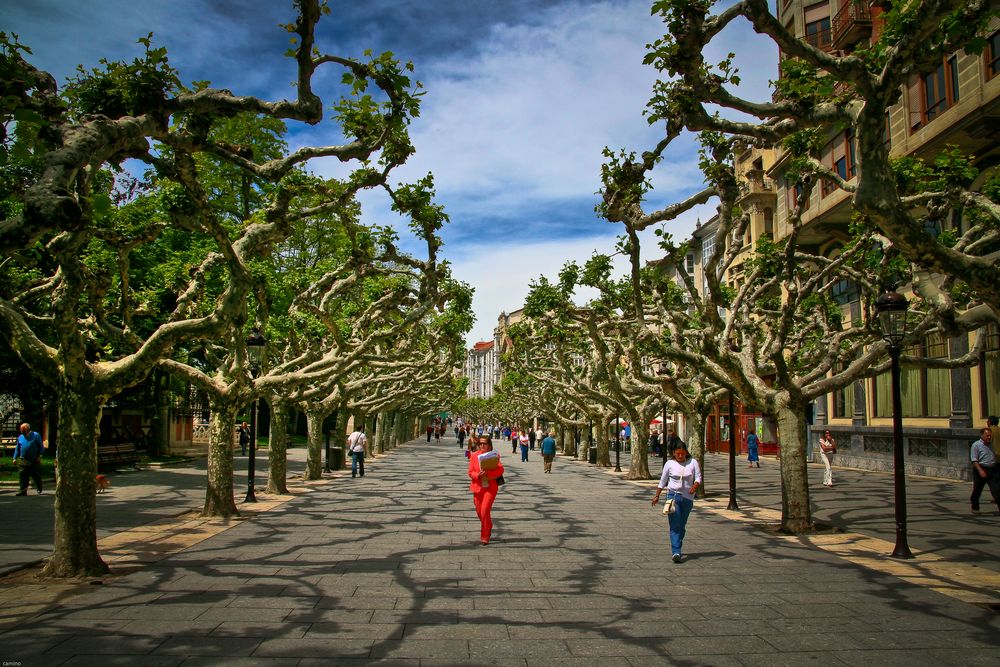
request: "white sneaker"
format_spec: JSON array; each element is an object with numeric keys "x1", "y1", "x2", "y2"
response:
[{"x1": 671, "y1": 553, "x2": 682, "y2": 563}]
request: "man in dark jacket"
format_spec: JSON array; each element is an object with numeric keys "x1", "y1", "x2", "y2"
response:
[{"x1": 14, "y1": 423, "x2": 44, "y2": 495}]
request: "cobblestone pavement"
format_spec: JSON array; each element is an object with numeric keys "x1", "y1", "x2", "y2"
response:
[{"x1": 1, "y1": 436, "x2": 999, "y2": 666}]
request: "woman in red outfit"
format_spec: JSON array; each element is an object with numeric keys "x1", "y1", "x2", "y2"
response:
[{"x1": 468, "y1": 436, "x2": 504, "y2": 545}]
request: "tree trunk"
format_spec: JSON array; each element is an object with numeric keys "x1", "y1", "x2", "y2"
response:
[
  {"x1": 597, "y1": 415, "x2": 611, "y2": 466},
  {"x1": 203, "y1": 400, "x2": 239, "y2": 517},
  {"x1": 561, "y1": 427, "x2": 573, "y2": 456},
  {"x1": 628, "y1": 420, "x2": 651, "y2": 479},
  {"x1": 686, "y1": 412, "x2": 708, "y2": 498},
  {"x1": 375, "y1": 412, "x2": 388, "y2": 454},
  {"x1": 564, "y1": 424, "x2": 577, "y2": 457},
  {"x1": 304, "y1": 409, "x2": 325, "y2": 480},
  {"x1": 582, "y1": 417, "x2": 598, "y2": 461},
  {"x1": 267, "y1": 400, "x2": 290, "y2": 494},
  {"x1": 43, "y1": 390, "x2": 109, "y2": 578},
  {"x1": 365, "y1": 414, "x2": 377, "y2": 454},
  {"x1": 776, "y1": 404, "x2": 813, "y2": 533}
]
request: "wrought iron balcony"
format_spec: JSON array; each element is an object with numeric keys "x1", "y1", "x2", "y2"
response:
[{"x1": 832, "y1": 1, "x2": 873, "y2": 50}]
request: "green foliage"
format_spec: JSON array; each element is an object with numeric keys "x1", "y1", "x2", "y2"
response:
[
  {"x1": 890, "y1": 146, "x2": 978, "y2": 195},
  {"x1": 772, "y1": 58, "x2": 838, "y2": 106},
  {"x1": 63, "y1": 34, "x2": 180, "y2": 119}
]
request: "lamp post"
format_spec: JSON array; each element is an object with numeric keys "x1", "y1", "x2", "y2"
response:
[
  {"x1": 874, "y1": 290, "x2": 913, "y2": 559},
  {"x1": 728, "y1": 391, "x2": 739, "y2": 510},
  {"x1": 656, "y1": 364, "x2": 671, "y2": 460},
  {"x1": 245, "y1": 330, "x2": 266, "y2": 503},
  {"x1": 614, "y1": 415, "x2": 622, "y2": 472}
]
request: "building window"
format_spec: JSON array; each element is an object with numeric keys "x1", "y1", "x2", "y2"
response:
[
  {"x1": 830, "y1": 279, "x2": 859, "y2": 305},
  {"x1": 874, "y1": 334, "x2": 952, "y2": 418},
  {"x1": 804, "y1": 2, "x2": 832, "y2": 51},
  {"x1": 763, "y1": 208, "x2": 773, "y2": 236},
  {"x1": 833, "y1": 362, "x2": 855, "y2": 419},
  {"x1": 685, "y1": 253, "x2": 695, "y2": 274},
  {"x1": 980, "y1": 324, "x2": 1000, "y2": 418},
  {"x1": 924, "y1": 55, "x2": 959, "y2": 122},
  {"x1": 821, "y1": 130, "x2": 857, "y2": 197},
  {"x1": 788, "y1": 181, "x2": 811, "y2": 212},
  {"x1": 987, "y1": 30, "x2": 999, "y2": 79}
]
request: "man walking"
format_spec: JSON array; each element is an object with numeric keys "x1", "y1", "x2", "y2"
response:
[
  {"x1": 970, "y1": 427, "x2": 1000, "y2": 514},
  {"x1": 528, "y1": 427, "x2": 536, "y2": 451},
  {"x1": 540, "y1": 430, "x2": 557, "y2": 473},
  {"x1": 348, "y1": 425, "x2": 367, "y2": 478},
  {"x1": 238, "y1": 421, "x2": 251, "y2": 456},
  {"x1": 14, "y1": 423, "x2": 44, "y2": 495}
]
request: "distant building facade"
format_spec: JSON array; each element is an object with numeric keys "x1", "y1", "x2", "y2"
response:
[
  {"x1": 465, "y1": 340, "x2": 498, "y2": 398},
  {"x1": 662, "y1": 1, "x2": 1000, "y2": 480}
]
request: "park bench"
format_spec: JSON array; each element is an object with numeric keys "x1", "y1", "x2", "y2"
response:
[{"x1": 97, "y1": 443, "x2": 140, "y2": 471}]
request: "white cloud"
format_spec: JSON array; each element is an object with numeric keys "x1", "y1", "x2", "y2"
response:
[
  {"x1": 387, "y1": 0, "x2": 700, "y2": 216},
  {"x1": 451, "y1": 196, "x2": 714, "y2": 346}
]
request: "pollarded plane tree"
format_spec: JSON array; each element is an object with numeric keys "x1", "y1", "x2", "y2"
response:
[
  {"x1": 643, "y1": 0, "x2": 999, "y2": 317},
  {"x1": 511, "y1": 299, "x2": 642, "y2": 470},
  {"x1": 603, "y1": 127, "x2": 987, "y2": 530},
  {"x1": 261, "y1": 253, "x2": 457, "y2": 493},
  {"x1": 512, "y1": 309, "x2": 633, "y2": 465},
  {"x1": 502, "y1": 319, "x2": 597, "y2": 459},
  {"x1": 0, "y1": 0, "x2": 426, "y2": 575},
  {"x1": 522, "y1": 264, "x2": 678, "y2": 479},
  {"x1": 334, "y1": 270, "x2": 472, "y2": 456}
]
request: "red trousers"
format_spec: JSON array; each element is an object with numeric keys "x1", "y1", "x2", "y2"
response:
[{"x1": 472, "y1": 487, "x2": 498, "y2": 541}]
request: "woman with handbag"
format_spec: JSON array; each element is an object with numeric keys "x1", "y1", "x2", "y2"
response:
[
  {"x1": 651, "y1": 443, "x2": 702, "y2": 563},
  {"x1": 818, "y1": 430, "x2": 836, "y2": 487},
  {"x1": 468, "y1": 437, "x2": 504, "y2": 545}
]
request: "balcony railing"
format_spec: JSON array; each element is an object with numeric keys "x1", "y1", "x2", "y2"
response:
[
  {"x1": 832, "y1": 1, "x2": 873, "y2": 50},
  {"x1": 804, "y1": 27, "x2": 833, "y2": 52}
]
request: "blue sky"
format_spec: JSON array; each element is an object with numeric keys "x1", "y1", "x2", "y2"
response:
[{"x1": 1, "y1": 0, "x2": 777, "y2": 344}]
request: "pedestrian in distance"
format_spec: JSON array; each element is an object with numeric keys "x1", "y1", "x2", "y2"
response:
[
  {"x1": 651, "y1": 443, "x2": 702, "y2": 563},
  {"x1": 649, "y1": 429, "x2": 661, "y2": 457},
  {"x1": 13, "y1": 423, "x2": 44, "y2": 495},
  {"x1": 747, "y1": 426, "x2": 761, "y2": 469},
  {"x1": 511, "y1": 428, "x2": 518, "y2": 454},
  {"x1": 468, "y1": 436, "x2": 504, "y2": 545},
  {"x1": 238, "y1": 421, "x2": 251, "y2": 456},
  {"x1": 519, "y1": 430, "x2": 529, "y2": 462},
  {"x1": 426, "y1": 424, "x2": 434, "y2": 443},
  {"x1": 528, "y1": 427, "x2": 536, "y2": 450},
  {"x1": 970, "y1": 427, "x2": 1000, "y2": 515},
  {"x1": 458, "y1": 426, "x2": 466, "y2": 449},
  {"x1": 347, "y1": 426, "x2": 367, "y2": 478},
  {"x1": 818, "y1": 430, "x2": 836, "y2": 486},
  {"x1": 535, "y1": 427, "x2": 543, "y2": 448},
  {"x1": 540, "y1": 430, "x2": 557, "y2": 473}
]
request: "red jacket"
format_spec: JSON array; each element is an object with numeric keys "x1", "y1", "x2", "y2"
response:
[{"x1": 468, "y1": 451, "x2": 504, "y2": 493}]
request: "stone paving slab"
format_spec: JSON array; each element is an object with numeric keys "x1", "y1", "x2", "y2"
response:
[{"x1": 2, "y1": 435, "x2": 1000, "y2": 665}]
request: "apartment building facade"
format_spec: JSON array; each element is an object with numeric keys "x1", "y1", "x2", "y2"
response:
[{"x1": 676, "y1": 1, "x2": 1000, "y2": 479}]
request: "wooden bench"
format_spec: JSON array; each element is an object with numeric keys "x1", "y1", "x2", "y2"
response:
[{"x1": 97, "y1": 443, "x2": 140, "y2": 471}]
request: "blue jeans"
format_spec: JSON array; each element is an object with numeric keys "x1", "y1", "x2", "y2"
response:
[
  {"x1": 666, "y1": 492, "x2": 694, "y2": 555},
  {"x1": 520, "y1": 444, "x2": 528, "y2": 461},
  {"x1": 351, "y1": 451, "x2": 365, "y2": 477}
]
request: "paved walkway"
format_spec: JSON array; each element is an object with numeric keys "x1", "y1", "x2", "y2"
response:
[{"x1": 1, "y1": 436, "x2": 998, "y2": 665}]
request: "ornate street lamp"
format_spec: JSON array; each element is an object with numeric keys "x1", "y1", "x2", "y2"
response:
[
  {"x1": 245, "y1": 329, "x2": 266, "y2": 503},
  {"x1": 657, "y1": 364, "x2": 671, "y2": 461},
  {"x1": 874, "y1": 290, "x2": 913, "y2": 559},
  {"x1": 728, "y1": 391, "x2": 739, "y2": 510},
  {"x1": 614, "y1": 415, "x2": 622, "y2": 473}
]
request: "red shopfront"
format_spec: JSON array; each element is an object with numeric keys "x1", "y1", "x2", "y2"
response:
[{"x1": 705, "y1": 400, "x2": 780, "y2": 456}]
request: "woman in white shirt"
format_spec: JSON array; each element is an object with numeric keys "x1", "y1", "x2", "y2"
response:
[{"x1": 651, "y1": 443, "x2": 702, "y2": 563}]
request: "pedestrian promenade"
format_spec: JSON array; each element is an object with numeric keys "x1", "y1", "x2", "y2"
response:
[{"x1": 1, "y1": 436, "x2": 999, "y2": 665}]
